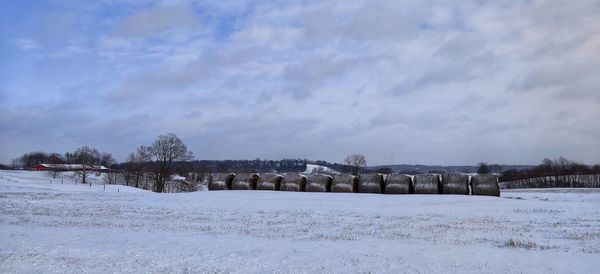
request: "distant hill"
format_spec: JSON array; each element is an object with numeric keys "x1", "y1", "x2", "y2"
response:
[
  {"x1": 368, "y1": 164, "x2": 534, "y2": 174},
  {"x1": 302, "y1": 164, "x2": 340, "y2": 175}
]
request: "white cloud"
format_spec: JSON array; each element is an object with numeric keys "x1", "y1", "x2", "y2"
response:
[
  {"x1": 116, "y1": 3, "x2": 201, "y2": 37},
  {"x1": 13, "y1": 38, "x2": 40, "y2": 51}
]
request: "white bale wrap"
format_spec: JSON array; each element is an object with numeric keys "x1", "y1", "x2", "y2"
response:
[
  {"x1": 384, "y1": 174, "x2": 412, "y2": 194},
  {"x1": 331, "y1": 174, "x2": 358, "y2": 193},
  {"x1": 358, "y1": 173, "x2": 385, "y2": 194},
  {"x1": 280, "y1": 173, "x2": 307, "y2": 192},
  {"x1": 471, "y1": 174, "x2": 500, "y2": 196},
  {"x1": 413, "y1": 173, "x2": 441, "y2": 194},
  {"x1": 208, "y1": 173, "x2": 235, "y2": 191},
  {"x1": 441, "y1": 173, "x2": 469, "y2": 195},
  {"x1": 305, "y1": 174, "x2": 333, "y2": 192},
  {"x1": 231, "y1": 173, "x2": 259, "y2": 190},
  {"x1": 256, "y1": 173, "x2": 283, "y2": 190}
]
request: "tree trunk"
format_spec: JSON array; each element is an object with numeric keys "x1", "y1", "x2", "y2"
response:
[{"x1": 155, "y1": 174, "x2": 164, "y2": 193}]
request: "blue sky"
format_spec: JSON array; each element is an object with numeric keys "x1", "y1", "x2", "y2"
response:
[{"x1": 1, "y1": 0, "x2": 599, "y2": 165}]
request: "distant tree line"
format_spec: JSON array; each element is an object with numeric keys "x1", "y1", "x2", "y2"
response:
[
  {"x1": 9, "y1": 135, "x2": 360, "y2": 193},
  {"x1": 500, "y1": 157, "x2": 600, "y2": 182},
  {"x1": 11, "y1": 147, "x2": 116, "y2": 183},
  {"x1": 115, "y1": 158, "x2": 359, "y2": 175},
  {"x1": 366, "y1": 164, "x2": 512, "y2": 175},
  {"x1": 15, "y1": 137, "x2": 599, "y2": 192},
  {"x1": 498, "y1": 157, "x2": 600, "y2": 188},
  {"x1": 12, "y1": 149, "x2": 115, "y2": 169}
]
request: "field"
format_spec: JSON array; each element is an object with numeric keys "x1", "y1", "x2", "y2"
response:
[{"x1": 1, "y1": 171, "x2": 599, "y2": 273}]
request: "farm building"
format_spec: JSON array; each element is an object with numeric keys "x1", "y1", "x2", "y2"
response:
[{"x1": 31, "y1": 164, "x2": 108, "y2": 172}]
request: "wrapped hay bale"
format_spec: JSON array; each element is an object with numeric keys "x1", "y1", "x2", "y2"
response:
[
  {"x1": 358, "y1": 173, "x2": 385, "y2": 194},
  {"x1": 384, "y1": 174, "x2": 412, "y2": 194},
  {"x1": 471, "y1": 174, "x2": 500, "y2": 196},
  {"x1": 331, "y1": 174, "x2": 358, "y2": 193},
  {"x1": 256, "y1": 173, "x2": 283, "y2": 191},
  {"x1": 305, "y1": 174, "x2": 333, "y2": 192},
  {"x1": 413, "y1": 173, "x2": 441, "y2": 194},
  {"x1": 208, "y1": 173, "x2": 235, "y2": 191},
  {"x1": 441, "y1": 173, "x2": 469, "y2": 195},
  {"x1": 280, "y1": 173, "x2": 307, "y2": 192},
  {"x1": 231, "y1": 173, "x2": 259, "y2": 190}
]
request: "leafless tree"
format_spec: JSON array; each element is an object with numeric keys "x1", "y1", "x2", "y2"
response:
[
  {"x1": 149, "y1": 133, "x2": 194, "y2": 192},
  {"x1": 103, "y1": 171, "x2": 120, "y2": 185},
  {"x1": 99, "y1": 153, "x2": 116, "y2": 167},
  {"x1": 126, "y1": 146, "x2": 152, "y2": 188},
  {"x1": 344, "y1": 154, "x2": 367, "y2": 176},
  {"x1": 478, "y1": 163, "x2": 490, "y2": 174},
  {"x1": 16, "y1": 151, "x2": 47, "y2": 168},
  {"x1": 48, "y1": 153, "x2": 64, "y2": 178},
  {"x1": 11, "y1": 158, "x2": 22, "y2": 169},
  {"x1": 72, "y1": 146, "x2": 99, "y2": 185}
]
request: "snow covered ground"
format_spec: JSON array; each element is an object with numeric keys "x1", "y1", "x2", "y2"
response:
[{"x1": 1, "y1": 170, "x2": 599, "y2": 273}]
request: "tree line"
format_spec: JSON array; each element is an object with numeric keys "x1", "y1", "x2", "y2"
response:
[
  {"x1": 10, "y1": 134, "x2": 599, "y2": 193},
  {"x1": 9, "y1": 133, "x2": 359, "y2": 193},
  {"x1": 500, "y1": 157, "x2": 600, "y2": 182},
  {"x1": 12, "y1": 149, "x2": 115, "y2": 169}
]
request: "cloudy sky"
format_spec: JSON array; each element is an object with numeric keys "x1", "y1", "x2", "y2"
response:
[{"x1": 1, "y1": 0, "x2": 599, "y2": 166}]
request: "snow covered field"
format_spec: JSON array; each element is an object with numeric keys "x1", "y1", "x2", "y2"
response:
[{"x1": 1, "y1": 171, "x2": 599, "y2": 273}]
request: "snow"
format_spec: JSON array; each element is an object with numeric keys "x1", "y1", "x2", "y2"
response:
[
  {"x1": 34, "y1": 164, "x2": 109, "y2": 170},
  {"x1": 1, "y1": 170, "x2": 599, "y2": 273},
  {"x1": 171, "y1": 174, "x2": 187, "y2": 181},
  {"x1": 0, "y1": 170, "x2": 146, "y2": 193},
  {"x1": 303, "y1": 164, "x2": 340, "y2": 174}
]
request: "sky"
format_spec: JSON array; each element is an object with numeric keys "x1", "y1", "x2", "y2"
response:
[{"x1": 1, "y1": 0, "x2": 599, "y2": 166}]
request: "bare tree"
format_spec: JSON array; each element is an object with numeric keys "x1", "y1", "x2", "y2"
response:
[
  {"x1": 478, "y1": 163, "x2": 490, "y2": 174},
  {"x1": 48, "y1": 153, "x2": 64, "y2": 178},
  {"x1": 103, "y1": 171, "x2": 120, "y2": 185},
  {"x1": 16, "y1": 151, "x2": 51, "y2": 168},
  {"x1": 344, "y1": 154, "x2": 367, "y2": 176},
  {"x1": 149, "y1": 133, "x2": 194, "y2": 193},
  {"x1": 99, "y1": 153, "x2": 116, "y2": 167},
  {"x1": 72, "y1": 146, "x2": 99, "y2": 185},
  {"x1": 11, "y1": 158, "x2": 22, "y2": 169},
  {"x1": 126, "y1": 146, "x2": 152, "y2": 188}
]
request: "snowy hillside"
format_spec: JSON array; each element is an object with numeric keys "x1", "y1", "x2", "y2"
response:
[
  {"x1": 1, "y1": 170, "x2": 599, "y2": 273},
  {"x1": 0, "y1": 170, "x2": 147, "y2": 193},
  {"x1": 302, "y1": 164, "x2": 340, "y2": 174}
]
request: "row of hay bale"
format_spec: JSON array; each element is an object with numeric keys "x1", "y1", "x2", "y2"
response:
[{"x1": 208, "y1": 173, "x2": 500, "y2": 196}]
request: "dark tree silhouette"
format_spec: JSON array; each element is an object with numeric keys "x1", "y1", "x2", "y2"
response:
[
  {"x1": 345, "y1": 154, "x2": 367, "y2": 176},
  {"x1": 72, "y1": 146, "x2": 99, "y2": 185},
  {"x1": 477, "y1": 163, "x2": 490, "y2": 174},
  {"x1": 149, "y1": 133, "x2": 194, "y2": 193}
]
